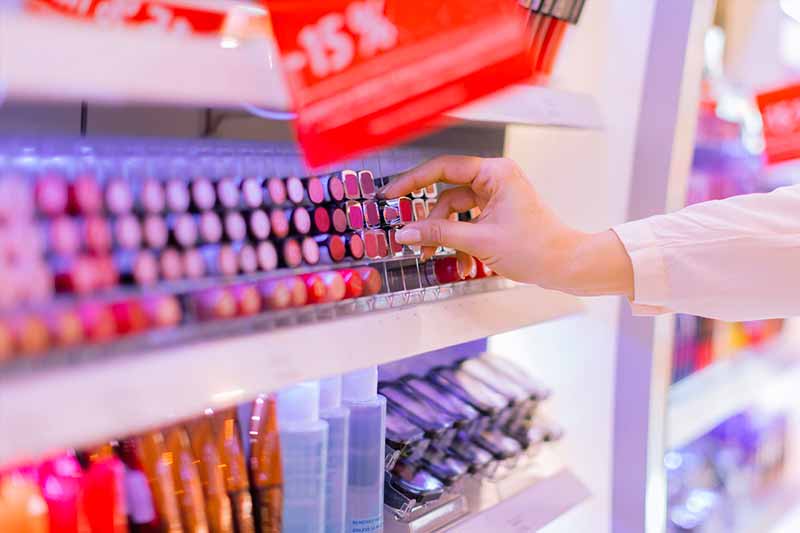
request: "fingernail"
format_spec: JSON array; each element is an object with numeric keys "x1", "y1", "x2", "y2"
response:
[
  {"x1": 395, "y1": 227, "x2": 422, "y2": 244},
  {"x1": 376, "y1": 185, "x2": 391, "y2": 199}
]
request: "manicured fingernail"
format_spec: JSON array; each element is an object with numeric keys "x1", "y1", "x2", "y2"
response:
[{"x1": 395, "y1": 228, "x2": 421, "y2": 244}]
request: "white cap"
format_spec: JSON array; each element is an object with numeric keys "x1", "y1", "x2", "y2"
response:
[
  {"x1": 277, "y1": 381, "x2": 320, "y2": 424},
  {"x1": 319, "y1": 376, "x2": 343, "y2": 411},
  {"x1": 342, "y1": 366, "x2": 378, "y2": 403}
]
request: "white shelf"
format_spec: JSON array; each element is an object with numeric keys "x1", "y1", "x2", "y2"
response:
[
  {"x1": 384, "y1": 448, "x2": 590, "y2": 533},
  {"x1": 446, "y1": 85, "x2": 604, "y2": 129},
  {"x1": 445, "y1": 449, "x2": 590, "y2": 532},
  {"x1": 667, "y1": 342, "x2": 800, "y2": 450},
  {"x1": 0, "y1": 12, "x2": 602, "y2": 129},
  {"x1": 0, "y1": 284, "x2": 581, "y2": 463}
]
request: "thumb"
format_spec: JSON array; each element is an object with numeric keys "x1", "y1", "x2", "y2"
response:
[{"x1": 394, "y1": 220, "x2": 486, "y2": 256}]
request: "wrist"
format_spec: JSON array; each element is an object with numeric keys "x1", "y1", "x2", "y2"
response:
[{"x1": 550, "y1": 229, "x2": 634, "y2": 298}]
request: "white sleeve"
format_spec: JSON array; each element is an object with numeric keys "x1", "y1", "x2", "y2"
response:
[{"x1": 612, "y1": 184, "x2": 800, "y2": 321}]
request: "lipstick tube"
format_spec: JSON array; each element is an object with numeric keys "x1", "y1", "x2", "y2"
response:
[
  {"x1": 341, "y1": 170, "x2": 360, "y2": 200},
  {"x1": 320, "y1": 174, "x2": 345, "y2": 203},
  {"x1": 362, "y1": 200, "x2": 381, "y2": 228},
  {"x1": 223, "y1": 211, "x2": 247, "y2": 242},
  {"x1": 345, "y1": 233, "x2": 365, "y2": 260},
  {"x1": 69, "y1": 173, "x2": 104, "y2": 215},
  {"x1": 198, "y1": 211, "x2": 224, "y2": 244},
  {"x1": 315, "y1": 235, "x2": 346, "y2": 264},
  {"x1": 216, "y1": 176, "x2": 241, "y2": 210},
  {"x1": 278, "y1": 239, "x2": 303, "y2": 269},
  {"x1": 269, "y1": 209, "x2": 290, "y2": 239},
  {"x1": 190, "y1": 177, "x2": 217, "y2": 212},
  {"x1": 265, "y1": 177, "x2": 288, "y2": 206},
  {"x1": 304, "y1": 176, "x2": 326, "y2": 205},
  {"x1": 167, "y1": 213, "x2": 198, "y2": 249},
  {"x1": 329, "y1": 207, "x2": 348, "y2": 234},
  {"x1": 105, "y1": 177, "x2": 134, "y2": 215},
  {"x1": 285, "y1": 176, "x2": 305, "y2": 205},
  {"x1": 241, "y1": 177, "x2": 264, "y2": 209},
  {"x1": 256, "y1": 241, "x2": 278, "y2": 272},
  {"x1": 200, "y1": 244, "x2": 239, "y2": 277},
  {"x1": 301, "y1": 236, "x2": 320, "y2": 266},
  {"x1": 165, "y1": 178, "x2": 190, "y2": 213},
  {"x1": 247, "y1": 209, "x2": 271, "y2": 241},
  {"x1": 358, "y1": 170, "x2": 377, "y2": 199},
  {"x1": 310, "y1": 206, "x2": 331, "y2": 235},
  {"x1": 286, "y1": 207, "x2": 311, "y2": 236}
]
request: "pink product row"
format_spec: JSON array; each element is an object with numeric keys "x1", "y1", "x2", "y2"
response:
[{"x1": 0, "y1": 167, "x2": 437, "y2": 219}]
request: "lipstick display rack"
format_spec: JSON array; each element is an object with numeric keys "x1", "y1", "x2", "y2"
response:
[{"x1": 0, "y1": 256, "x2": 513, "y2": 376}]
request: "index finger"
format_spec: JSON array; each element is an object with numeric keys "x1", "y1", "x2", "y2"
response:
[{"x1": 378, "y1": 155, "x2": 483, "y2": 199}]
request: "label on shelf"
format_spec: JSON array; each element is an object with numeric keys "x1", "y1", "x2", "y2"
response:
[
  {"x1": 265, "y1": 0, "x2": 533, "y2": 166},
  {"x1": 26, "y1": 0, "x2": 228, "y2": 35},
  {"x1": 756, "y1": 83, "x2": 800, "y2": 164}
]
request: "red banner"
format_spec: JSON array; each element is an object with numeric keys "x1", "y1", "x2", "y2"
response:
[
  {"x1": 26, "y1": 0, "x2": 227, "y2": 35},
  {"x1": 756, "y1": 83, "x2": 800, "y2": 164},
  {"x1": 265, "y1": 0, "x2": 533, "y2": 167}
]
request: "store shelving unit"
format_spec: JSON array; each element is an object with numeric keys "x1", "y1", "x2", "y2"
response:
[
  {"x1": 0, "y1": 10, "x2": 603, "y2": 130},
  {"x1": 667, "y1": 343, "x2": 800, "y2": 450},
  {"x1": 0, "y1": 282, "x2": 580, "y2": 463}
]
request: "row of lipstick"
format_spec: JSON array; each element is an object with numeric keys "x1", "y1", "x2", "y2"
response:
[
  {"x1": 0, "y1": 254, "x2": 494, "y2": 359},
  {"x1": 0, "y1": 266, "x2": 381, "y2": 360},
  {"x1": 1, "y1": 167, "x2": 445, "y2": 305},
  {"x1": 519, "y1": 0, "x2": 584, "y2": 81},
  {"x1": 0, "y1": 405, "x2": 273, "y2": 533},
  {"x1": 1, "y1": 167, "x2": 433, "y2": 220}
]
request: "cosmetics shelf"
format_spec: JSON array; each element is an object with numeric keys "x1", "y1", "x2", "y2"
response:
[
  {"x1": 384, "y1": 448, "x2": 590, "y2": 533},
  {"x1": 0, "y1": 282, "x2": 580, "y2": 462},
  {"x1": 666, "y1": 341, "x2": 800, "y2": 450},
  {"x1": 1, "y1": 12, "x2": 603, "y2": 130}
]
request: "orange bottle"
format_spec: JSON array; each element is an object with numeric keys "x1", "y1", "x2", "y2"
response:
[
  {"x1": 137, "y1": 432, "x2": 183, "y2": 532},
  {"x1": 0, "y1": 471, "x2": 49, "y2": 533},
  {"x1": 164, "y1": 426, "x2": 210, "y2": 532},
  {"x1": 248, "y1": 395, "x2": 283, "y2": 533},
  {"x1": 214, "y1": 409, "x2": 256, "y2": 533},
  {"x1": 188, "y1": 418, "x2": 234, "y2": 533}
]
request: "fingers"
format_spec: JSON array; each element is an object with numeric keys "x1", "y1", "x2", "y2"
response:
[
  {"x1": 394, "y1": 219, "x2": 487, "y2": 258},
  {"x1": 421, "y1": 187, "x2": 478, "y2": 260},
  {"x1": 378, "y1": 155, "x2": 483, "y2": 199}
]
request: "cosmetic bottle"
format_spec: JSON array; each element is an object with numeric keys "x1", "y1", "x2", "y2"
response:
[
  {"x1": 213, "y1": 409, "x2": 256, "y2": 533},
  {"x1": 38, "y1": 453, "x2": 86, "y2": 533},
  {"x1": 342, "y1": 366, "x2": 386, "y2": 533},
  {"x1": 117, "y1": 439, "x2": 161, "y2": 532},
  {"x1": 137, "y1": 432, "x2": 183, "y2": 532},
  {"x1": 249, "y1": 395, "x2": 283, "y2": 533},
  {"x1": 188, "y1": 418, "x2": 234, "y2": 533},
  {"x1": 0, "y1": 471, "x2": 49, "y2": 533},
  {"x1": 276, "y1": 381, "x2": 328, "y2": 533},
  {"x1": 164, "y1": 426, "x2": 210, "y2": 532},
  {"x1": 319, "y1": 376, "x2": 350, "y2": 533},
  {"x1": 82, "y1": 445, "x2": 128, "y2": 533}
]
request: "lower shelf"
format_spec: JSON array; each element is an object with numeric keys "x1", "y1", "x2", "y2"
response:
[
  {"x1": 384, "y1": 449, "x2": 590, "y2": 533},
  {"x1": 667, "y1": 340, "x2": 800, "y2": 450},
  {"x1": 0, "y1": 283, "x2": 581, "y2": 463}
]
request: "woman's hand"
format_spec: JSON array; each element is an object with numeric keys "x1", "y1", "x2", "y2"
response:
[{"x1": 378, "y1": 155, "x2": 634, "y2": 298}]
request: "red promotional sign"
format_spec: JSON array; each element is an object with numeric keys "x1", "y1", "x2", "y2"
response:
[
  {"x1": 26, "y1": 0, "x2": 228, "y2": 35},
  {"x1": 265, "y1": 0, "x2": 533, "y2": 167},
  {"x1": 756, "y1": 83, "x2": 800, "y2": 164}
]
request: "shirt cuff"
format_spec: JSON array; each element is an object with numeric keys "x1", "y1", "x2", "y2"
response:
[{"x1": 612, "y1": 218, "x2": 671, "y2": 316}]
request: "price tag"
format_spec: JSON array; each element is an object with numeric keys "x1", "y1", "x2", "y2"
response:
[
  {"x1": 756, "y1": 83, "x2": 800, "y2": 164},
  {"x1": 26, "y1": 0, "x2": 228, "y2": 35},
  {"x1": 265, "y1": 0, "x2": 533, "y2": 167}
]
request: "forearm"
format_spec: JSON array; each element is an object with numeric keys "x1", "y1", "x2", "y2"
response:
[{"x1": 549, "y1": 230, "x2": 634, "y2": 299}]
